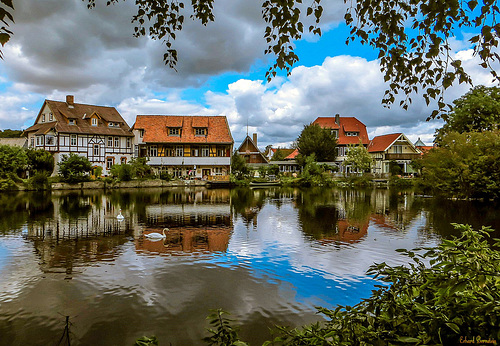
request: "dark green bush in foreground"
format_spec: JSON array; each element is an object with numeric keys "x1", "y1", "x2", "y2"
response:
[{"x1": 203, "y1": 224, "x2": 499, "y2": 345}]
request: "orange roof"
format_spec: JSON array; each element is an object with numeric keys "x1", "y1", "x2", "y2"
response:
[
  {"x1": 368, "y1": 133, "x2": 402, "y2": 152},
  {"x1": 417, "y1": 146, "x2": 434, "y2": 154},
  {"x1": 285, "y1": 148, "x2": 299, "y2": 159},
  {"x1": 312, "y1": 116, "x2": 369, "y2": 145},
  {"x1": 133, "y1": 115, "x2": 233, "y2": 144}
]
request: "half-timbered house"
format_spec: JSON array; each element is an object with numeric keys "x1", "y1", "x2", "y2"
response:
[{"x1": 23, "y1": 95, "x2": 134, "y2": 176}]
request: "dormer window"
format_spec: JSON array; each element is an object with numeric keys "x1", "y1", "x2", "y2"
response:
[
  {"x1": 108, "y1": 122, "x2": 114, "y2": 127},
  {"x1": 139, "y1": 129, "x2": 144, "y2": 138},
  {"x1": 169, "y1": 127, "x2": 180, "y2": 136},
  {"x1": 195, "y1": 128, "x2": 207, "y2": 136},
  {"x1": 69, "y1": 119, "x2": 75, "y2": 125},
  {"x1": 49, "y1": 113, "x2": 53, "y2": 121},
  {"x1": 331, "y1": 129, "x2": 338, "y2": 138},
  {"x1": 92, "y1": 118, "x2": 98, "y2": 126},
  {"x1": 346, "y1": 132, "x2": 359, "y2": 137},
  {"x1": 42, "y1": 114, "x2": 46, "y2": 122}
]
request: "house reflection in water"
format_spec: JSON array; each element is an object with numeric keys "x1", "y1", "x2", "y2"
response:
[
  {"x1": 24, "y1": 192, "x2": 132, "y2": 275},
  {"x1": 135, "y1": 189, "x2": 233, "y2": 255}
]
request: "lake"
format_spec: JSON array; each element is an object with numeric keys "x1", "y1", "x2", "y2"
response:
[{"x1": 0, "y1": 187, "x2": 498, "y2": 345}]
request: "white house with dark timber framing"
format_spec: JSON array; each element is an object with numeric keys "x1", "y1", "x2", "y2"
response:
[{"x1": 23, "y1": 95, "x2": 134, "y2": 176}]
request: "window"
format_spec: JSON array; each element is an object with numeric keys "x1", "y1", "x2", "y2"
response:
[
  {"x1": 213, "y1": 167, "x2": 223, "y2": 175},
  {"x1": 36, "y1": 136, "x2": 42, "y2": 146},
  {"x1": 217, "y1": 147, "x2": 226, "y2": 157},
  {"x1": 114, "y1": 137, "x2": 119, "y2": 147},
  {"x1": 169, "y1": 127, "x2": 180, "y2": 136},
  {"x1": 108, "y1": 122, "x2": 114, "y2": 127},
  {"x1": 134, "y1": 145, "x2": 139, "y2": 157},
  {"x1": 139, "y1": 129, "x2": 144, "y2": 138},
  {"x1": 92, "y1": 118, "x2": 98, "y2": 126},
  {"x1": 191, "y1": 146, "x2": 199, "y2": 157},
  {"x1": 195, "y1": 128, "x2": 207, "y2": 136},
  {"x1": 49, "y1": 113, "x2": 53, "y2": 121},
  {"x1": 106, "y1": 158, "x2": 114, "y2": 170},
  {"x1": 42, "y1": 114, "x2": 46, "y2": 122},
  {"x1": 201, "y1": 146, "x2": 209, "y2": 157},
  {"x1": 93, "y1": 144, "x2": 100, "y2": 156},
  {"x1": 126, "y1": 138, "x2": 131, "y2": 148},
  {"x1": 149, "y1": 145, "x2": 157, "y2": 157},
  {"x1": 165, "y1": 146, "x2": 174, "y2": 156},
  {"x1": 121, "y1": 157, "x2": 127, "y2": 164},
  {"x1": 71, "y1": 134, "x2": 77, "y2": 146},
  {"x1": 107, "y1": 136, "x2": 113, "y2": 147},
  {"x1": 331, "y1": 129, "x2": 339, "y2": 138},
  {"x1": 346, "y1": 132, "x2": 359, "y2": 137},
  {"x1": 30, "y1": 138, "x2": 34, "y2": 147},
  {"x1": 175, "y1": 146, "x2": 184, "y2": 157},
  {"x1": 393, "y1": 145, "x2": 403, "y2": 153},
  {"x1": 45, "y1": 135, "x2": 55, "y2": 145}
]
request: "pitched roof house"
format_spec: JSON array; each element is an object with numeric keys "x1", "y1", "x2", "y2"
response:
[
  {"x1": 132, "y1": 115, "x2": 233, "y2": 179},
  {"x1": 235, "y1": 133, "x2": 268, "y2": 166},
  {"x1": 312, "y1": 114, "x2": 369, "y2": 173},
  {"x1": 368, "y1": 133, "x2": 421, "y2": 176},
  {"x1": 23, "y1": 95, "x2": 134, "y2": 175}
]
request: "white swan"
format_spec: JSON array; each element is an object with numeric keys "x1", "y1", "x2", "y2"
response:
[
  {"x1": 144, "y1": 228, "x2": 169, "y2": 239},
  {"x1": 116, "y1": 209, "x2": 125, "y2": 221}
]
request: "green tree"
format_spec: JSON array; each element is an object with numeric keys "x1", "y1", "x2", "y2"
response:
[
  {"x1": 3, "y1": 1, "x2": 498, "y2": 113},
  {"x1": 420, "y1": 131, "x2": 500, "y2": 199},
  {"x1": 58, "y1": 153, "x2": 92, "y2": 183},
  {"x1": 26, "y1": 148, "x2": 54, "y2": 175},
  {"x1": 344, "y1": 144, "x2": 371, "y2": 174},
  {"x1": 270, "y1": 148, "x2": 286, "y2": 161},
  {"x1": 0, "y1": 129, "x2": 23, "y2": 138},
  {"x1": 0, "y1": 144, "x2": 27, "y2": 178},
  {"x1": 129, "y1": 157, "x2": 152, "y2": 179},
  {"x1": 111, "y1": 163, "x2": 134, "y2": 181},
  {"x1": 436, "y1": 85, "x2": 500, "y2": 143},
  {"x1": 295, "y1": 124, "x2": 337, "y2": 162},
  {"x1": 231, "y1": 153, "x2": 249, "y2": 180}
]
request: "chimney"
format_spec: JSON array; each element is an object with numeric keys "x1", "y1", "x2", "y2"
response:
[
  {"x1": 252, "y1": 133, "x2": 258, "y2": 146},
  {"x1": 335, "y1": 113, "x2": 340, "y2": 125},
  {"x1": 66, "y1": 95, "x2": 74, "y2": 108}
]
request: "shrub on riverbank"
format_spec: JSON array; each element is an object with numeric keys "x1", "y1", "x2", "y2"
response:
[{"x1": 202, "y1": 224, "x2": 500, "y2": 345}]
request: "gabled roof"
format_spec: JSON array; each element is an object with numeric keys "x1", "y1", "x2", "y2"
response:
[
  {"x1": 285, "y1": 148, "x2": 299, "y2": 160},
  {"x1": 269, "y1": 148, "x2": 296, "y2": 160},
  {"x1": 23, "y1": 98, "x2": 133, "y2": 137},
  {"x1": 312, "y1": 116, "x2": 369, "y2": 145},
  {"x1": 368, "y1": 133, "x2": 402, "y2": 152},
  {"x1": 368, "y1": 133, "x2": 419, "y2": 153},
  {"x1": 236, "y1": 135, "x2": 269, "y2": 163},
  {"x1": 133, "y1": 115, "x2": 233, "y2": 144}
]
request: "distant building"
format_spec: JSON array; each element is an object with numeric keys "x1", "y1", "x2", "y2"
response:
[
  {"x1": 414, "y1": 137, "x2": 434, "y2": 155},
  {"x1": 368, "y1": 133, "x2": 421, "y2": 176},
  {"x1": 23, "y1": 95, "x2": 134, "y2": 176},
  {"x1": 235, "y1": 133, "x2": 268, "y2": 167},
  {"x1": 132, "y1": 115, "x2": 233, "y2": 180},
  {"x1": 0, "y1": 138, "x2": 28, "y2": 148},
  {"x1": 312, "y1": 114, "x2": 370, "y2": 174}
]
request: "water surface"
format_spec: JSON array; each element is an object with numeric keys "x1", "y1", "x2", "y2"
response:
[{"x1": 0, "y1": 187, "x2": 498, "y2": 345}]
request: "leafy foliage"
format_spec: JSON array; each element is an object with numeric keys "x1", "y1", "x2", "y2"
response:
[
  {"x1": 58, "y1": 153, "x2": 92, "y2": 183},
  {"x1": 110, "y1": 163, "x2": 133, "y2": 181},
  {"x1": 345, "y1": 0, "x2": 500, "y2": 117},
  {"x1": 134, "y1": 336, "x2": 159, "y2": 346},
  {"x1": 26, "y1": 148, "x2": 54, "y2": 175},
  {"x1": 0, "y1": 0, "x2": 14, "y2": 59},
  {"x1": 343, "y1": 144, "x2": 371, "y2": 174},
  {"x1": 0, "y1": 144, "x2": 27, "y2": 178},
  {"x1": 203, "y1": 309, "x2": 248, "y2": 346},
  {"x1": 129, "y1": 157, "x2": 152, "y2": 179},
  {"x1": 0, "y1": 129, "x2": 22, "y2": 137},
  {"x1": 420, "y1": 131, "x2": 500, "y2": 199},
  {"x1": 231, "y1": 153, "x2": 250, "y2": 180},
  {"x1": 435, "y1": 85, "x2": 500, "y2": 143},
  {"x1": 295, "y1": 124, "x2": 337, "y2": 162},
  {"x1": 270, "y1": 148, "x2": 286, "y2": 161}
]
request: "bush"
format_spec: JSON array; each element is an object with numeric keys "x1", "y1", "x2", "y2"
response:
[
  {"x1": 58, "y1": 153, "x2": 92, "y2": 183},
  {"x1": 160, "y1": 171, "x2": 172, "y2": 181},
  {"x1": 111, "y1": 164, "x2": 133, "y2": 181},
  {"x1": 28, "y1": 171, "x2": 50, "y2": 190},
  {"x1": 0, "y1": 177, "x2": 17, "y2": 191}
]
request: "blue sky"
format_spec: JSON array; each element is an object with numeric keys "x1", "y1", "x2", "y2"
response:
[{"x1": 0, "y1": 0, "x2": 495, "y2": 148}]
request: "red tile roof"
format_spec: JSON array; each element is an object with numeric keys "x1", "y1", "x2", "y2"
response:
[
  {"x1": 368, "y1": 133, "x2": 402, "y2": 152},
  {"x1": 312, "y1": 116, "x2": 369, "y2": 145},
  {"x1": 285, "y1": 148, "x2": 299, "y2": 159},
  {"x1": 133, "y1": 115, "x2": 233, "y2": 144}
]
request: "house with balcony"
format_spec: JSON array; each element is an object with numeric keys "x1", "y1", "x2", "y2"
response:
[
  {"x1": 312, "y1": 114, "x2": 370, "y2": 174},
  {"x1": 368, "y1": 133, "x2": 421, "y2": 176},
  {"x1": 23, "y1": 95, "x2": 134, "y2": 176},
  {"x1": 132, "y1": 115, "x2": 233, "y2": 180}
]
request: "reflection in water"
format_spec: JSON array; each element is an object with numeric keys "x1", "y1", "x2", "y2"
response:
[{"x1": 0, "y1": 187, "x2": 498, "y2": 345}]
